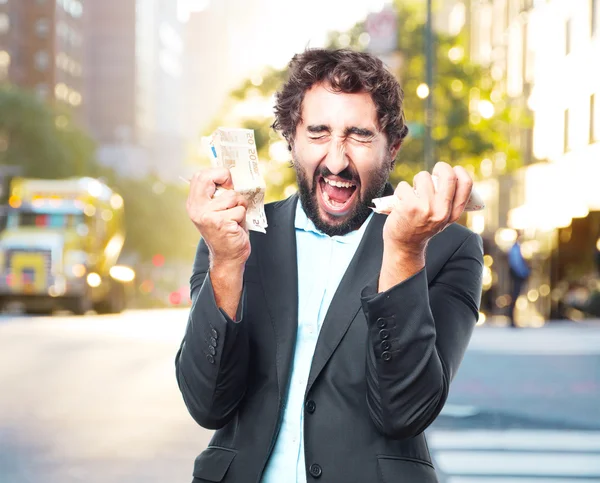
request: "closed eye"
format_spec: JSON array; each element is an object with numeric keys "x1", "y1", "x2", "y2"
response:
[{"x1": 350, "y1": 136, "x2": 374, "y2": 144}]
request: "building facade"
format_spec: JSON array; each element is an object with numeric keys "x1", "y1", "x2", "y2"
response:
[
  {"x1": 466, "y1": 0, "x2": 600, "y2": 323},
  {"x1": 0, "y1": 0, "x2": 85, "y2": 117}
]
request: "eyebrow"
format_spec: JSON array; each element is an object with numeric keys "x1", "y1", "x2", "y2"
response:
[
  {"x1": 306, "y1": 125, "x2": 331, "y2": 133},
  {"x1": 306, "y1": 125, "x2": 376, "y2": 137},
  {"x1": 344, "y1": 127, "x2": 376, "y2": 138}
]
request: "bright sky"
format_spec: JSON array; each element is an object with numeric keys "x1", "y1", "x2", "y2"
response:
[{"x1": 179, "y1": 0, "x2": 392, "y2": 69}]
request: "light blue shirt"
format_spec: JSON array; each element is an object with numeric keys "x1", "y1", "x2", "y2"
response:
[{"x1": 262, "y1": 201, "x2": 372, "y2": 483}]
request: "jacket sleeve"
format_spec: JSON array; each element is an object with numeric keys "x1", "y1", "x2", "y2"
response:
[
  {"x1": 175, "y1": 238, "x2": 250, "y2": 430},
  {"x1": 361, "y1": 232, "x2": 483, "y2": 439}
]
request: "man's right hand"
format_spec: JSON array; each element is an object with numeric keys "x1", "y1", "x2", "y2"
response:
[{"x1": 186, "y1": 168, "x2": 251, "y2": 272}]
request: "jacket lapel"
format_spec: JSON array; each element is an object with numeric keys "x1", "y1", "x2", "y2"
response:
[
  {"x1": 305, "y1": 211, "x2": 387, "y2": 394},
  {"x1": 256, "y1": 195, "x2": 299, "y2": 403}
]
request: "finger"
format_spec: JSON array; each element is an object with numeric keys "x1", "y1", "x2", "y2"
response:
[
  {"x1": 412, "y1": 171, "x2": 435, "y2": 205},
  {"x1": 392, "y1": 181, "x2": 418, "y2": 211},
  {"x1": 210, "y1": 190, "x2": 248, "y2": 211},
  {"x1": 431, "y1": 161, "x2": 457, "y2": 205},
  {"x1": 192, "y1": 168, "x2": 234, "y2": 200},
  {"x1": 223, "y1": 205, "x2": 247, "y2": 226},
  {"x1": 449, "y1": 165, "x2": 473, "y2": 221}
]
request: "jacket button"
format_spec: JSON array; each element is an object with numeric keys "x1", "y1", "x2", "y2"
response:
[
  {"x1": 305, "y1": 400, "x2": 316, "y2": 414},
  {"x1": 309, "y1": 463, "x2": 322, "y2": 478},
  {"x1": 379, "y1": 329, "x2": 390, "y2": 340},
  {"x1": 208, "y1": 345, "x2": 216, "y2": 356},
  {"x1": 381, "y1": 340, "x2": 391, "y2": 351},
  {"x1": 206, "y1": 354, "x2": 215, "y2": 364},
  {"x1": 377, "y1": 317, "x2": 387, "y2": 329},
  {"x1": 381, "y1": 351, "x2": 392, "y2": 362},
  {"x1": 210, "y1": 337, "x2": 218, "y2": 347},
  {"x1": 210, "y1": 328, "x2": 218, "y2": 339}
]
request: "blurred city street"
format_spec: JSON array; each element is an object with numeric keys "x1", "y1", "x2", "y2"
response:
[{"x1": 0, "y1": 310, "x2": 599, "y2": 482}]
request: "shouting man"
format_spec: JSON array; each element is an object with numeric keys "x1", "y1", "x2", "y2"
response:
[{"x1": 177, "y1": 49, "x2": 483, "y2": 483}]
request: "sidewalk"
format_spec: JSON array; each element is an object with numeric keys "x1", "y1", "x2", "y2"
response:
[
  {"x1": 481, "y1": 315, "x2": 600, "y2": 329},
  {"x1": 468, "y1": 320, "x2": 600, "y2": 355}
]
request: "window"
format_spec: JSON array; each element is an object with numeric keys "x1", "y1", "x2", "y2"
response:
[
  {"x1": 0, "y1": 13, "x2": 9, "y2": 35},
  {"x1": 35, "y1": 18, "x2": 50, "y2": 38},
  {"x1": 564, "y1": 109, "x2": 570, "y2": 153},
  {"x1": 565, "y1": 18, "x2": 572, "y2": 55},
  {"x1": 34, "y1": 50, "x2": 50, "y2": 71}
]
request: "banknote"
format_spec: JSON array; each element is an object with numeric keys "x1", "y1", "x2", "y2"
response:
[
  {"x1": 371, "y1": 175, "x2": 485, "y2": 214},
  {"x1": 203, "y1": 127, "x2": 268, "y2": 233}
]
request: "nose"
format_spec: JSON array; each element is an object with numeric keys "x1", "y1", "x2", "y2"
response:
[{"x1": 325, "y1": 137, "x2": 349, "y2": 175}]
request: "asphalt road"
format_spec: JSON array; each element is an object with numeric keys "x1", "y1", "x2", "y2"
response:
[{"x1": 0, "y1": 310, "x2": 598, "y2": 482}]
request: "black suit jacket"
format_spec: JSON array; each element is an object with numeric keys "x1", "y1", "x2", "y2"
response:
[{"x1": 176, "y1": 193, "x2": 483, "y2": 483}]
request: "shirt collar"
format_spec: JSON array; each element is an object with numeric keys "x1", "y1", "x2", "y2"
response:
[{"x1": 294, "y1": 199, "x2": 373, "y2": 244}]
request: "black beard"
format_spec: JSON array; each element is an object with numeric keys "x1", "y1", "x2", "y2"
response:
[{"x1": 294, "y1": 162, "x2": 390, "y2": 237}]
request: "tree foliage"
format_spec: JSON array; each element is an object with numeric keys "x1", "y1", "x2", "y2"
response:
[
  {"x1": 0, "y1": 86, "x2": 95, "y2": 178},
  {"x1": 0, "y1": 86, "x2": 196, "y2": 263}
]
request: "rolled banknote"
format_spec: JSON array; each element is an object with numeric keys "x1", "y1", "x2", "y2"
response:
[
  {"x1": 203, "y1": 127, "x2": 268, "y2": 233},
  {"x1": 371, "y1": 175, "x2": 485, "y2": 214}
]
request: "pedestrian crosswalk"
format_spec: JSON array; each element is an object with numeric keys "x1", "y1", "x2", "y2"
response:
[{"x1": 427, "y1": 429, "x2": 600, "y2": 482}]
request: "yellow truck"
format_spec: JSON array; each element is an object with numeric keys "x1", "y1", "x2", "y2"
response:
[{"x1": 0, "y1": 177, "x2": 134, "y2": 315}]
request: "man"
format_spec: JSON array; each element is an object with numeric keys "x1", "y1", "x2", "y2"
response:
[
  {"x1": 177, "y1": 49, "x2": 483, "y2": 483},
  {"x1": 507, "y1": 231, "x2": 530, "y2": 327}
]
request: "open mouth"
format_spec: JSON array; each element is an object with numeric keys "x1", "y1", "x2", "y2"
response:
[{"x1": 317, "y1": 176, "x2": 358, "y2": 216}]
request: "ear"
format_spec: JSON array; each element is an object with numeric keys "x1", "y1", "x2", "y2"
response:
[
  {"x1": 389, "y1": 140, "x2": 402, "y2": 160},
  {"x1": 388, "y1": 141, "x2": 401, "y2": 170}
]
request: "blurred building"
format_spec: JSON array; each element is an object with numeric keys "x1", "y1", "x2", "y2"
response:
[
  {"x1": 465, "y1": 0, "x2": 600, "y2": 323},
  {"x1": 84, "y1": 0, "x2": 188, "y2": 181},
  {"x1": 139, "y1": 0, "x2": 187, "y2": 182},
  {"x1": 183, "y1": 8, "x2": 233, "y2": 141},
  {"x1": 0, "y1": 0, "x2": 85, "y2": 118}
]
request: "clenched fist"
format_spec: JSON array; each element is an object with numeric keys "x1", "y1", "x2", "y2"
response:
[
  {"x1": 379, "y1": 162, "x2": 473, "y2": 292},
  {"x1": 187, "y1": 168, "x2": 251, "y2": 271}
]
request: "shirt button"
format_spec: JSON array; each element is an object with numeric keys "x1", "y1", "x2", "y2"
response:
[
  {"x1": 377, "y1": 317, "x2": 387, "y2": 329},
  {"x1": 305, "y1": 400, "x2": 316, "y2": 414},
  {"x1": 379, "y1": 329, "x2": 390, "y2": 340},
  {"x1": 381, "y1": 340, "x2": 391, "y2": 351},
  {"x1": 309, "y1": 463, "x2": 322, "y2": 478},
  {"x1": 381, "y1": 351, "x2": 392, "y2": 362}
]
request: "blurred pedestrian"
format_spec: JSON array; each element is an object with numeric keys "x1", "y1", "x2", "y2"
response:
[
  {"x1": 507, "y1": 231, "x2": 531, "y2": 327},
  {"x1": 177, "y1": 49, "x2": 483, "y2": 483}
]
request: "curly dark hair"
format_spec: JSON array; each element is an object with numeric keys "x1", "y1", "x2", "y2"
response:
[{"x1": 272, "y1": 48, "x2": 409, "y2": 149}]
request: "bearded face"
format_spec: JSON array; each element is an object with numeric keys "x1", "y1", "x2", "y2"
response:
[{"x1": 291, "y1": 82, "x2": 397, "y2": 236}]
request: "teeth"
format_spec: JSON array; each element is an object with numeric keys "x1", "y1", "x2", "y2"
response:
[
  {"x1": 324, "y1": 178, "x2": 355, "y2": 189},
  {"x1": 322, "y1": 189, "x2": 346, "y2": 208}
]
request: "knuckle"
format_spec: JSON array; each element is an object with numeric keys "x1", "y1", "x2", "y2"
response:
[{"x1": 197, "y1": 211, "x2": 213, "y2": 228}]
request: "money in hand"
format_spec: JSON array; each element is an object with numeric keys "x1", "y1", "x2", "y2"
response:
[
  {"x1": 203, "y1": 127, "x2": 268, "y2": 233},
  {"x1": 371, "y1": 175, "x2": 485, "y2": 214}
]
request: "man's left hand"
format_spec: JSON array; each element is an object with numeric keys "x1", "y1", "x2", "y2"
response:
[
  {"x1": 377, "y1": 162, "x2": 473, "y2": 292},
  {"x1": 383, "y1": 162, "x2": 473, "y2": 255}
]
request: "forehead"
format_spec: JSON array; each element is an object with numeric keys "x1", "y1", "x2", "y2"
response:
[{"x1": 300, "y1": 83, "x2": 379, "y2": 130}]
